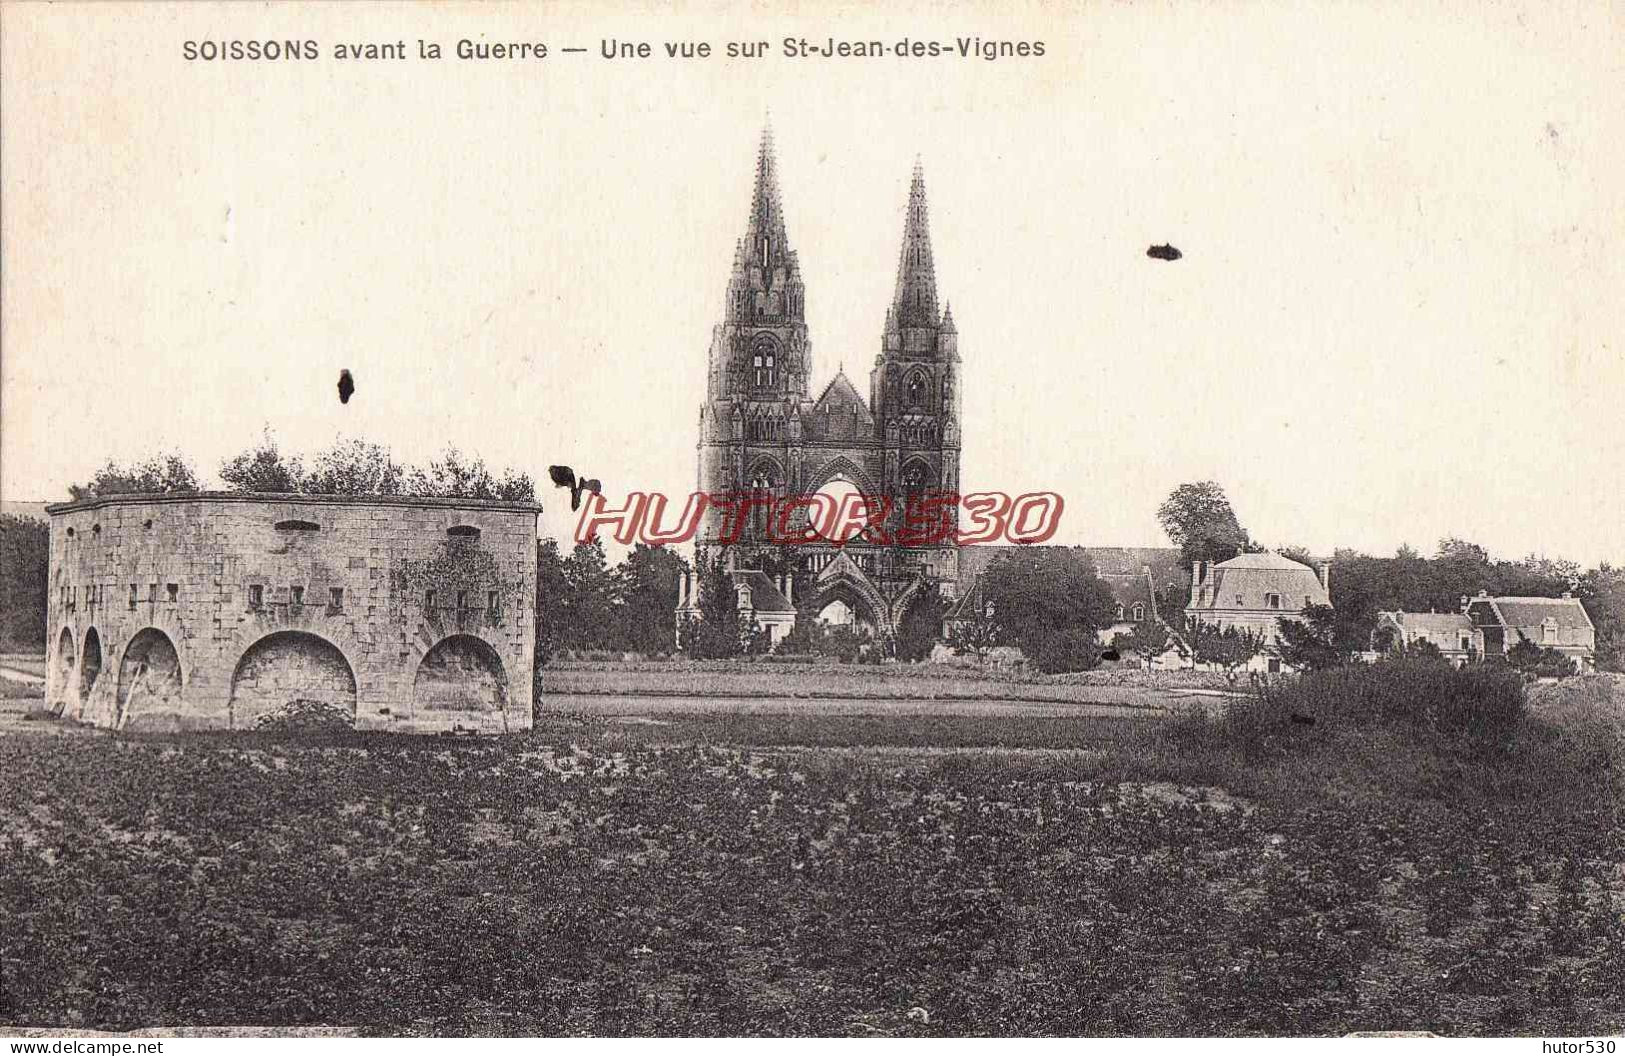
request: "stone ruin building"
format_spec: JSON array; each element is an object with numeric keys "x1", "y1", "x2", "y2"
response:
[{"x1": 45, "y1": 492, "x2": 540, "y2": 733}]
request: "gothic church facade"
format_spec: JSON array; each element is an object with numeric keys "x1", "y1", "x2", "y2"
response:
[{"x1": 678, "y1": 129, "x2": 964, "y2": 640}]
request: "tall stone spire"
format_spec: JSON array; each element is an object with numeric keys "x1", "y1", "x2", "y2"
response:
[
  {"x1": 723, "y1": 123, "x2": 803, "y2": 325},
  {"x1": 889, "y1": 159, "x2": 939, "y2": 329}
]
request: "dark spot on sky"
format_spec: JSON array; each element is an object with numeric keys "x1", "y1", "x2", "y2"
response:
[
  {"x1": 337, "y1": 369, "x2": 355, "y2": 404},
  {"x1": 1147, "y1": 244, "x2": 1182, "y2": 261},
  {"x1": 549, "y1": 465, "x2": 603, "y2": 511}
]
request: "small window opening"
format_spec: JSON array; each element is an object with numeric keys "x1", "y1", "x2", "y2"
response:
[
  {"x1": 456, "y1": 590, "x2": 469, "y2": 611},
  {"x1": 447, "y1": 525, "x2": 481, "y2": 539},
  {"x1": 66, "y1": 527, "x2": 75, "y2": 538},
  {"x1": 328, "y1": 587, "x2": 344, "y2": 613},
  {"x1": 290, "y1": 585, "x2": 304, "y2": 607},
  {"x1": 166, "y1": 583, "x2": 178, "y2": 602},
  {"x1": 1235, "y1": 594, "x2": 1245, "y2": 607},
  {"x1": 92, "y1": 524, "x2": 101, "y2": 536},
  {"x1": 248, "y1": 585, "x2": 263, "y2": 611},
  {"x1": 148, "y1": 583, "x2": 157, "y2": 603},
  {"x1": 425, "y1": 589, "x2": 437, "y2": 611},
  {"x1": 129, "y1": 584, "x2": 139, "y2": 610},
  {"x1": 144, "y1": 519, "x2": 153, "y2": 530},
  {"x1": 274, "y1": 519, "x2": 320, "y2": 532},
  {"x1": 487, "y1": 590, "x2": 499, "y2": 614}
]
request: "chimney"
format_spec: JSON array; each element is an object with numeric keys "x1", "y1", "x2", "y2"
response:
[
  {"x1": 1188, "y1": 562, "x2": 1202, "y2": 607},
  {"x1": 784, "y1": 574, "x2": 793, "y2": 605},
  {"x1": 678, "y1": 571, "x2": 690, "y2": 607},
  {"x1": 1459, "y1": 594, "x2": 1470, "y2": 613},
  {"x1": 1317, "y1": 562, "x2": 1331, "y2": 592}
]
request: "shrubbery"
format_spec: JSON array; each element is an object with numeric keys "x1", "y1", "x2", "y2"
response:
[{"x1": 253, "y1": 698, "x2": 356, "y2": 737}]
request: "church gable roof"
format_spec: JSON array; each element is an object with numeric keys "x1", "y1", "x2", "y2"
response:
[{"x1": 808, "y1": 370, "x2": 873, "y2": 438}]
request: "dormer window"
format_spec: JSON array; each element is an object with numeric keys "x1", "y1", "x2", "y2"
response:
[
  {"x1": 1266, "y1": 593, "x2": 1282, "y2": 610},
  {"x1": 1131, "y1": 603, "x2": 1146, "y2": 622},
  {"x1": 1542, "y1": 617, "x2": 1558, "y2": 643}
]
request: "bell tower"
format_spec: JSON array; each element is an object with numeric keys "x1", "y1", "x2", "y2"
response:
[
  {"x1": 697, "y1": 126, "x2": 812, "y2": 547},
  {"x1": 870, "y1": 161, "x2": 962, "y2": 523}
]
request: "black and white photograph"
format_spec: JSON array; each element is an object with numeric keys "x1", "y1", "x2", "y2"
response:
[{"x1": 1, "y1": 0, "x2": 1622, "y2": 1043}]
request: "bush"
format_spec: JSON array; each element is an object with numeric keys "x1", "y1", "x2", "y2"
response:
[
  {"x1": 254, "y1": 698, "x2": 356, "y2": 736},
  {"x1": 1026, "y1": 627, "x2": 1102, "y2": 675}
]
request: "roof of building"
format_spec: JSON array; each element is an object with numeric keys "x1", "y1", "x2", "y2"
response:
[
  {"x1": 1378, "y1": 611, "x2": 1474, "y2": 635},
  {"x1": 45, "y1": 491, "x2": 544, "y2": 515},
  {"x1": 731, "y1": 570, "x2": 796, "y2": 614},
  {"x1": 811, "y1": 370, "x2": 871, "y2": 417},
  {"x1": 1491, "y1": 596, "x2": 1595, "y2": 633},
  {"x1": 950, "y1": 544, "x2": 1187, "y2": 622},
  {"x1": 1190, "y1": 552, "x2": 1329, "y2": 612}
]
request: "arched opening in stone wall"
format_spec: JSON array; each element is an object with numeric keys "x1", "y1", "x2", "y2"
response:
[
  {"x1": 53, "y1": 628, "x2": 76, "y2": 715},
  {"x1": 814, "y1": 585, "x2": 880, "y2": 635},
  {"x1": 413, "y1": 635, "x2": 509, "y2": 715},
  {"x1": 229, "y1": 631, "x2": 357, "y2": 729},
  {"x1": 79, "y1": 628, "x2": 103, "y2": 703},
  {"x1": 117, "y1": 628, "x2": 183, "y2": 730}
]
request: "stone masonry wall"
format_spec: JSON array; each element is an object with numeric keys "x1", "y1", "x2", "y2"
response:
[{"x1": 44, "y1": 493, "x2": 539, "y2": 733}]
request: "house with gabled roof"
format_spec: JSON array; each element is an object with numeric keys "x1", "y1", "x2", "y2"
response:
[
  {"x1": 1373, "y1": 610, "x2": 1478, "y2": 665},
  {"x1": 1375, "y1": 591, "x2": 1596, "y2": 671},
  {"x1": 1464, "y1": 590, "x2": 1596, "y2": 671}
]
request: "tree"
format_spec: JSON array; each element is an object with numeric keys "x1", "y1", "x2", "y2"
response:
[
  {"x1": 1276, "y1": 605, "x2": 1349, "y2": 671},
  {"x1": 948, "y1": 603, "x2": 1001, "y2": 664},
  {"x1": 219, "y1": 430, "x2": 305, "y2": 492},
  {"x1": 559, "y1": 538, "x2": 619, "y2": 651},
  {"x1": 0, "y1": 514, "x2": 48, "y2": 650},
  {"x1": 1576, "y1": 563, "x2": 1625, "y2": 672},
  {"x1": 68, "y1": 453, "x2": 199, "y2": 500},
  {"x1": 534, "y1": 538, "x2": 569, "y2": 668},
  {"x1": 407, "y1": 446, "x2": 535, "y2": 502},
  {"x1": 614, "y1": 544, "x2": 689, "y2": 655},
  {"x1": 1025, "y1": 625, "x2": 1102, "y2": 674},
  {"x1": 1170, "y1": 616, "x2": 1264, "y2": 675},
  {"x1": 679, "y1": 548, "x2": 741, "y2": 659},
  {"x1": 1157, "y1": 481, "x2": 1252, "y2": 565},
  {"x1": 217, "y1": 432, "x2": 535, "y2": 501},
  {"x1": 894, "y1": 587, "x2": 947, "y2": 662},
  {"x1": 979, "y1": 548, "x2": 1116, "y2": 660},
  {"x1": 301, "y1": 438, "x2": 409, "y2": 496},
  {"x1": 1378, "y1": 633, "x2": 1447, "y2": 663},
  {"x1": 1112, "y1": 619, "x2": 1174, "y2": 667}
]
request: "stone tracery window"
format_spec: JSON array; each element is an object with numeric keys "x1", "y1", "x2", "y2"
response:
[{"x1": 751, "y1": 336, "x2": 778, "y2": 389}]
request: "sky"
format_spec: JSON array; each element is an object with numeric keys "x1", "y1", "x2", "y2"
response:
[{"x1": 3, "y1": 1, "x2": 1622, "y2": 565}]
